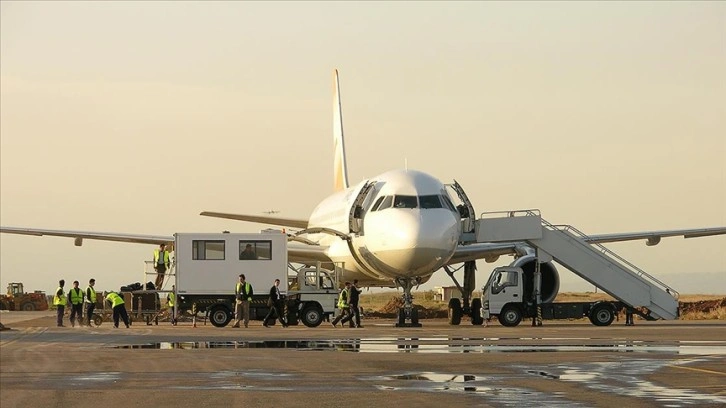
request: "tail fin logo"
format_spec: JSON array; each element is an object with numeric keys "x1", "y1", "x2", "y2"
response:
[{"x1": 333, "y1": 69, "x2": 349, "y2": 192}]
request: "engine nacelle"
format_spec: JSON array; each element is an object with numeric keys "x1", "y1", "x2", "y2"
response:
[{"x1": 509, "y1": 254, "x2": 560, "y2": 303}]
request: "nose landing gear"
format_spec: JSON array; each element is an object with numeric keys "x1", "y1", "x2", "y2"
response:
[{"x1": 395, "y1": 277, "x2": 423, "y2": 327}]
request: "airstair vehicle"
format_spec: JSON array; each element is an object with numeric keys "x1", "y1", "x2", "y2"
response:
[{"x1": 474, "y1": 210, "x2": 679, "y2": 326}]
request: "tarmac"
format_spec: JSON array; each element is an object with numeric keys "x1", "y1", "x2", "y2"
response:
[{"x1": 1, "y1": 311, "x2": 725, "y2": 408}]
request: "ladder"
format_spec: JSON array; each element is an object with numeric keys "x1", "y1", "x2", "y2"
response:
[{"x1": 475, "y1": 210, "x2": 679, "y2": 320}]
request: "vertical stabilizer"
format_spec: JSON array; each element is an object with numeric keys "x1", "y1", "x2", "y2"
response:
[{"x1": 333, "y1": 69, "x2": 350, "y2": 192}]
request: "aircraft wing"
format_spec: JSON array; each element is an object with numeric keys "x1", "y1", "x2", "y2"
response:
[
  {"x1": 0, "y1": 226, "x2": 173, "y2": 245},
  {"x1": 448, "y1": 242, "x2": 521, "y2": 264},
  {"x1": 585, "y1": 227, "x2": 726, "y2": 246},
  {"x1": 200, "y1": 211, "x2": 308, "y2": 229}
]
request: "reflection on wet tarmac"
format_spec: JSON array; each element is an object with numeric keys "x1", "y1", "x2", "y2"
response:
[
  {"x1": 111, "y1": 338, "x2": 726, "y2": 355},
  {"x1": 517, "y1": 358, "x2": 726, "y2": 407},
  {"x1": 363, "y1": 371, "x2": 590, "y2": 407}
]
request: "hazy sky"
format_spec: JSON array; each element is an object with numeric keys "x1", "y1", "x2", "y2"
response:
[{"x1": 1, "y1": 2, "x2": 724, "y2": 296}]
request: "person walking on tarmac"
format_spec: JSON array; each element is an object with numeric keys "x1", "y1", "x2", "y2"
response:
[
  {"x1": 263, "y1": 279, "x2": 288, "y2": 328},
  {"x1": 232, "y1": 274, "x2": 253, "y2": 328},
  {"x1": 167, "y1": 285, "x2": 177, "y2": 326},
  {"x1": 85, "y1": 279, "x2": 97, "y2": 327},
  {"x1": 104, "y1": 291, "x2": 130, "y2": 328},
  {"x1": 154, "y1": 243, "x2": 171, "y2": 289},
  {"x1": 53, "y1": 279, "x2": 67, "y2": 327},
  {"x1": 331, "y1": 282, "x2": 354, "y2": 328},
  {"x1": 67, "y1": 280, "x2": 84, "y2": 327},
  {"x1": 349, "y1": 279, "x2": 363, "y2": 328}
]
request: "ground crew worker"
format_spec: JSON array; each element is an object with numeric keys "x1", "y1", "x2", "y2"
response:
[
  {"x1": 67, "y1": 280, "x2": 84, "y2": 327},
  {"x1": 232, "y1": 274, "x2": 253, "y2": 328},
  {"x1": 85, "y1": 279, "x2": 97, "y2": 327},
  {"x1": 104, "y1": 291, "x2": 130, "y2": 328},
  {"x1": 153, "y1": 243, "x2": 171, "y2": 289},
  {"x1": 167, "y1": 285, "x2": 177, "y2": 326},
  {"x1": 53, "y1": 279, "x2": 67, "y2": 327},
  {"x1": 331, "y1": 282, "x2": 353, "y2": 328}
]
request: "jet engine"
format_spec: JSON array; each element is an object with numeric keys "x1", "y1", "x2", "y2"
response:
[{"x1": 509, "y1": 254, "x2": 560, "y2": 303}]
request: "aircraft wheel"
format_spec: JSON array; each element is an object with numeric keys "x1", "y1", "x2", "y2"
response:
[
  {"x1": 448, "y1": 298, "x2": 462, "y2": 325},
  {"x1": 470, "y1": 298, "x2": 484, "y2": 325}
]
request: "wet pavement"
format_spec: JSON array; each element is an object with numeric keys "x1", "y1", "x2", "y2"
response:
[{"x1": 1, "y1": 314, "x2": 725, "y2": 407}]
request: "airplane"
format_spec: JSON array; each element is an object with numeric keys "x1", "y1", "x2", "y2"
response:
[{"x1": 2, "y1": 69, "x2": 725, "y2": 327}]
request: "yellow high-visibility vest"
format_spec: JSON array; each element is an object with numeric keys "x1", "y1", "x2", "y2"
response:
[
  {"x1": 86, "y1": 286, "x2": 97, "y2": 303},
  {"x1": 69, "y1": 288, "x2": 84, "y2": 305},
  {"x1": 53, "y1": 287, "x2": 67, "y2": 306},
  {"x1": 235, "y1": 282, "x2": 252, "y2": 301},
  {"x1": 337, "y1": 288, "x2": 349, "y2": 309},
  {"x1": 154, "y1": 249, "x2": 170, "y2": 265},
  {"x1": 167, "y1": 292, "x2": 176, "y2": 307},
  {"x1": 105, "y1": 292, "x2": 125, "y2": 308}
]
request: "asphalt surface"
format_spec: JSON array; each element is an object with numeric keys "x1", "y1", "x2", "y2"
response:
[{"x1": 1, "y1": 311, "x2": 725, "y2": 408}]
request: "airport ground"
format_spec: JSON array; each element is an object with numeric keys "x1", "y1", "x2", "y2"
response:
[{"x1": 1, "y1": 311, "x2": 725, "y2": 408}]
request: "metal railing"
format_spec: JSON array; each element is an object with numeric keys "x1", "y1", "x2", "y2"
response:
[{"x1": 478, "y1": 209, "x2": 679, "y2": 300}]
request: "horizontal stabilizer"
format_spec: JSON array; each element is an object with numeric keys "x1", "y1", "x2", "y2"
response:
[{"x1": 199, "y1": 211, "x2": 309, "y2": 229}]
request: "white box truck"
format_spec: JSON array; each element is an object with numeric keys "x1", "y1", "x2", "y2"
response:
[{"x1": 172, "y1": 232, "x2": 340, "y2": 327}]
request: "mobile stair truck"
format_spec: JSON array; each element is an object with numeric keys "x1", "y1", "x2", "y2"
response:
[
  {"x1": 171, "y1": 232, "x2": 340, "y2": 328},
  {"x1": 475, "y1": 210, "x2": 679, "y2": 327}
]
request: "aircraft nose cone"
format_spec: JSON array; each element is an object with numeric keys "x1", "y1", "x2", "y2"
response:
[{"x1": 365, "y1": 210, "x2": 459, "y2": 276}]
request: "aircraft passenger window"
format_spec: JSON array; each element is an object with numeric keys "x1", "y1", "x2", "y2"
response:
[
  {"x1": 378, "y1": 195, "x2": 393, "y2": 210},
  {"x1": 419, "y1": 195, "x2": 443, "y2": 209},
  {"x1": 371, "y1": 196, "x2": 385, "y2": 212},
  {"x1": 393, "y1": 195, "x2": 418, "y2": 209},
  {"x1": 192, "y1": 240, "x2": 225, "y2": 260},
  {"x1": 441, "y1": 195, "x2": 457, "y2": 212},
  {"x1": 239, "y1": 240, "x2": 272, "y2": 260}
]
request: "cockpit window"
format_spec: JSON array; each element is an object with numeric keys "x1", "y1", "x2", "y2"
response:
[
  {"x1": 370, "y1": 196, "x2": 385, "y2": 212},
  {"x1": 440, "y1": 194, "x2": 457, "y2": 212},
  {"x1": 419, "y1": 195, "x2": 443, "y2": 209},
  {"x1": 378, "y1": 195, "x2": 394, "y2": 211},
  {"x1": 393, "y1": 195, "x2": 418, "y2": 209}
]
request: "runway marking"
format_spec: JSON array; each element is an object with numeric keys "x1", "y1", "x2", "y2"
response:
[{"x1": 669, "y1": 365, "x2": 726, "y2": 376}]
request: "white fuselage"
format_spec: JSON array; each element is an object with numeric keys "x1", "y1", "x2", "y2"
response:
[{"x1": 306, "y1": 169, "x2": 461, "y2": 287}]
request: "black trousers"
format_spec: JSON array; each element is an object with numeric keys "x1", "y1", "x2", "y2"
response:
[
  {"x1": 69, "y1": 303, "x2": 83, "y2": 326},
  {"x1": 56, "y1": 305, "x2": 65, "y2": 327},
  {"x1": 86, "y1": 303, "x2": 96, "y2": 326},
  {"x1": 113, "y1": 305, "x2": 130, "y2": 327},
  {"x1": 264, "y1": 301, "x2": 287, "y2": 326},
  {"x1": 154, "y1": 265, "x2": 167, "y2": 289},
  {"x1": 350, "y1": 302, "x2": 361, "y2": 327}
]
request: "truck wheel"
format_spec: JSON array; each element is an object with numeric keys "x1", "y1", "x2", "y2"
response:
[
  {"x1": 498, "y1": 304, "x2": 522, "y2": 327},
  {"x1": 209, "y1": 306, "x2": 232, "y2": 328},
  {"x1": 448, "y1": 298, "x2": 462, "y2": 325},
  {"x1": 470, "y1": 298, "x2": 484, "y2": 325},
  {"x1": 20, "y1": 302, "x2": 36, "y2": 312},
  {"x1": 301, "y1": 305, "x2": 323, "y2": 327},
  {"x1": 589, "y1": 304, "x2": 615, "y2": 326}
]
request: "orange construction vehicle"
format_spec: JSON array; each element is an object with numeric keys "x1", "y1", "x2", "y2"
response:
[{"x1": 0, "y1": 282, "x2": 49, "y2": 311}]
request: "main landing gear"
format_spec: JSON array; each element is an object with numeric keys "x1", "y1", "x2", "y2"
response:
[{"x1": 395, "y1": 277, "x2": 422, "y2": 327}]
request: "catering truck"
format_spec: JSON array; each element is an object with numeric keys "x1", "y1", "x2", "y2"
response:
[{"x1": 172, "y1": 232, "x2": 340, "y2": 328}]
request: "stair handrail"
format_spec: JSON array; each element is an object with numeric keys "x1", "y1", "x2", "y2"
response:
[{"x1": 543, "y1": 221, "x2": 679, "y2": 300}]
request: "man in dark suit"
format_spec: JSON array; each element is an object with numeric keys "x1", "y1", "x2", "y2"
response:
[
  {"x1": 349, "y1": 279, "x2": 363, "y2": 328},
  {"x1": 263, "y1": 279, "x2": 287, "y2": 327}
]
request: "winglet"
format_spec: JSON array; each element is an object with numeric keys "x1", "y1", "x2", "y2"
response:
[{"x1": 333, "y1": 69, "x2": 349, "y2": 192}]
